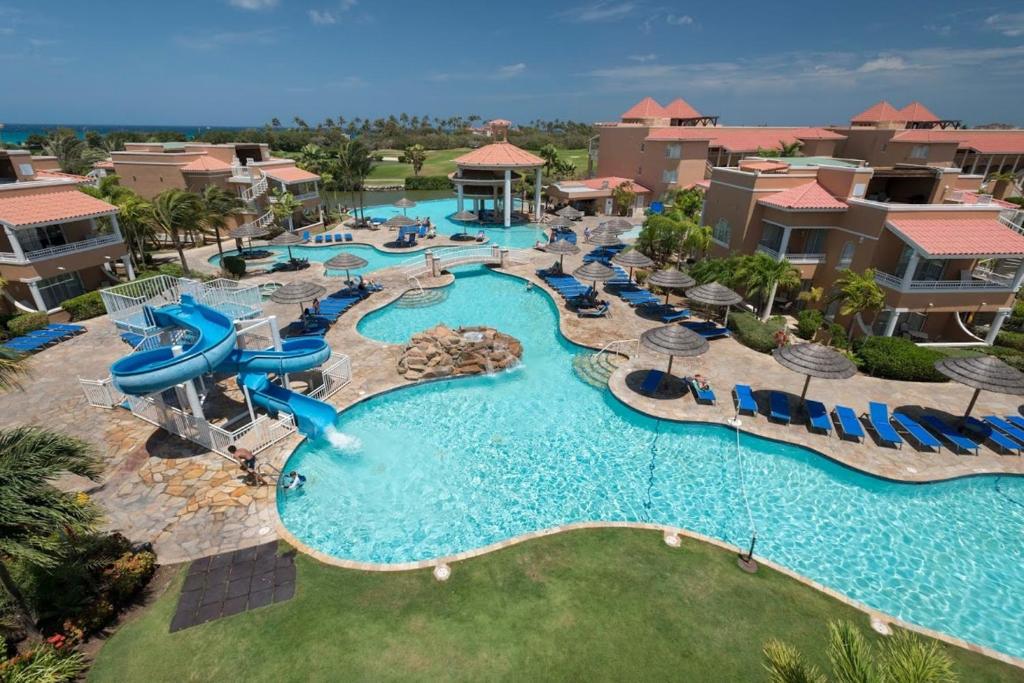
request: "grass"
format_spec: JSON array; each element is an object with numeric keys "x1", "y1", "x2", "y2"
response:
[
  {"x1": 89, "y1": 529, "x2": 1019, "y2": 682},
  {"x1": 366, "y1": 147, "x2": 587, "y2": 183}
]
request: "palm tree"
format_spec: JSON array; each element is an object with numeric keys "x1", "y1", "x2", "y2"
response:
[
  {"x1": 116, "y1": 193, "x2": 156, "y2": 270},
  {"x1": 0, "y1": 286, "x2": 28, "y2": 390},
  {"x1": 338, "y1": 139, "x2": 373, "y2": 223},
  {"x1": 296, "y1": 144, "x2": 329, "y2": 175},
  {"x1": 797, "y1": 286, "x2": 824, "y2": 305},
  {"x1": 405, "y1": 144, "x2": 427, "y2": 176},
  {"x1": 42, "y1": 130, "x2": 87, "y2": 174},
  {"x1": 763, "y1": 620, "x2": 957, "y2": 683},
  {"x1": 831, "y1": 268, "x2": 886, "y2": 335},
  {"x1": 270, "y1": 189, "x2": 302, "y2": 231},
  {"x1": 778, "y1": 140, "x2": 804, "y2": 157},
  {"x1": 198, "y1": 186, "x2": 242, "y2": 257},
  {"x1": 151, "y1": 189, "x2": 202, "y2": 274},
  {"x1": 538, "y1": 144, "x2": 560, "y2": 174},
  {"x1": 0, "y1": 427, "x2": 102, "y2": 638},
  {"x1": 738, "y1": 252, "x2": 801, "y2": 321},
  {"x1": 682, "y1": 224, "x2": 713, "y2": 260}
]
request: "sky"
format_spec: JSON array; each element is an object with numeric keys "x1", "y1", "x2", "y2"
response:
[{"x1": 1, "y1": 0, "x2": 1023, "y2": 127}]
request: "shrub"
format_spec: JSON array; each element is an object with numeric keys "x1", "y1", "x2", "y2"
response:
[
  {"x1": 854, "y1": 336, "x2": 947, "y2": 382},
  {"x1": 59, "y1": 291, "x2": 104, "y2": 321},
  {"x1": 221, "y1": 255, "x2": 247, "y2": 277},
  {"x1": 0, "y1": 645, "x2": 86, "y2": 683},
  {"x1": 827, "y1": 323, "x2": 848, "y2": 350},
  {"x1": 7, "y1": 312, "x2": 49, "y2": 337},
  {"x1": 727, "y1": 311, "x2": 786, "y2": 353},
  {"x1": 795, "y1": 309, "x2": 823, "y2": 340},
  {"x1": 1007, "y1": 299, "x2": 1024, "y2": 330},
  {"x1": 995, "y1": 329, "x2": 1024, "y2": 351},
  {"x1": 404, "y1": 175, "x2": 451, "y2": 190},
  {"x1": 104, "y1": 550, "x2": 157, "y2": 605},
  {"x1": 156, "y1": 263, "x2": 185, "y2": 278}
]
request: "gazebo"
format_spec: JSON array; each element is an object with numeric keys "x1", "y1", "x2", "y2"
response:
[
  {"x1": 384, "y1": 215, "x2": 418, "y2": 229},
  {"x1": 685, "y1": 282, "x2": 743, "y2": 325},
  {"x1": 548, "y1": 216, "x2": 573, "y2": 229},
  {"x1": 640, "y1": 324, "x2": 709, "y2": 378},
  {"x1": 543, "y1": 239, "x2": 580, "y2": 268},
  {"x1": 586, "y1": 231, "x2": 624, "y2": 248},
  {"x1": 452, "y1": 120, "x2": 544, "y2": 227},
  {"x1": 611, "y1": 249, "x2": 654, "y2": 280},
  {"x1": 646, "y1": 268, "x2": 696, "y2": 305},
  {"x1": 324, "y1": 252, "x2": 369, "y2": 282},
  {"x1": 772, "y1": 342, "x2": 857, "y2": 404},
  {"x1": 933, "y1": 355, "x2": 1024, "y2": 419}
]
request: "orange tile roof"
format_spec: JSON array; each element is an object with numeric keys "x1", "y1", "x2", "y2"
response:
[
  {"x1": 758, "y1": 182, "x2": 847, "y2": 211},
  {"x1": 34, "y1": 169, "x2": 93, "y2": 185},
  {"x1": 663, "y1": 97, "x2": 701, "y2": 119},
  {"x1": 0, "y1": 189, "x2": 118, "y2": 227},
  {"x1": 684, "y1": 179, "x2": 711, "y2": 191},
  {"x1": 646, "y1": 127, "x2": 844, "y2": 151},
  {"x1": 181, "y1": 155, "x2": 232, "y2": 172},
  {"x1": 454, "y1": 142, "x2": 544, "y2": 168},
  {"x1": 897, "y1": 101, "x2": 939, "y2": 122},
  {"x1": 262, "y1": 165, "x2": 321, "y2": 183},
  {"x1": 851, "y1": 100, "x2": 905, "y2": 123},
  {"x1": 887, "y1": 217, "x2": 1024, "y2": 257},
  {"x1": 739, "y1": 160, "x2": 790, "y2": 172},
  {"x1": 576, "y1": 176, "x2": 650, "y2": 193},
  {"x1": 621, "y1": 97, "x2": 668, "y2": 120},
  {"x1": 890, "y1": 129, "x2": 1024, "y2": 154}
]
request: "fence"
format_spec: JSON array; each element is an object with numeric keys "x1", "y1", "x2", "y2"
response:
[
  {"x1": 100, "y1": 275, "x2": 263, "y2": 332},
  {"x1": 308, "y1": 354, "x2": 352, "y2": 402}
]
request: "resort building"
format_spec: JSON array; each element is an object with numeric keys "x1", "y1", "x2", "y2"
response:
[
  {"x1": 104, "y1": 142, "x2": 322, "y2": 233},
  {"x1": 700, "y1": 158, "x2": 1024, "y2": 343},
  {"x1": 0, "y1": 149, "x2": 128, "y2": 315},
  {"x1": 546, "y1": 177, "x2": 651, "y2": 215}
]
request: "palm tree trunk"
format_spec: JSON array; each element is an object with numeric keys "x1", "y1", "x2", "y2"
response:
[
  {"x1": 761, "y1": 281, "x2": 780, "y2": 322},
  {"x1": 168, "y1": 231, "x2": 190, "y2": 274},
  {"x1": 214, "y1": 228, "x2": 224, "y2": 257},
  {"x1": 0, "y1": 559, "x2": 40, "y2": 640}
]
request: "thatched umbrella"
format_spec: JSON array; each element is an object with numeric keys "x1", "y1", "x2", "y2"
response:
[
  {"x1": 573, "y1": 261, "x2": 616, "y2": 289},
  {"x1": 685, "y1": 281, "x2": 744, "y2": 325},
  {"x1": 646, "y1": 268, "x2": 696, "y2": 305},
  {"x1": 543, "y1": 239, "x2": 580, "y2": 268},
  {"x1": 269, "y1": 281, "x2": 327, "y2": 315},
  {"x1": 324, "y1": 252, "x2": 369, "y2": 282},
  {"x1": 586, "y1": 230, "x2": 624, "y2": 248},
  {"x1": 548, "y1": 215, "x2": 573, "y2": 229},
  {"x1": 611, "y1": 249, "x2": 654, "y2": 280},
  {"x1": 933, "y1": 355, "x2": 1024, "y2": 419},
  {"x1": 385, "y1": 214, "x2": 418, "y2": 229},
  {"x1": 229, "y1": 221, "x2": 272, "y2": 255},
  {"x1": 772, "y1": 342, "x2": 856, "y2": 404},
  {"x1": 451, "y1": 210, "x2": 478, "y2": 237},
  {"x1": 270, "y1": 231, "x2": 304, "y2": 260},
  {"x1": 393, "y1": 197, "x2": 417, "y2": 215},
  {"x1": 556, "y1": 205, "x2": 583, "y2": 219},
  {"x1": 640, "y1": 324, "x2": 709, "y2": 379},
  {"x1": 598, "y1": 217, "x2": 635, "y2": 234}
]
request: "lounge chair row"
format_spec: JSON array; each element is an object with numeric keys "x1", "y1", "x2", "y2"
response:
[
  {"x1": 1, "y1": 323, "x2": 85, "y2": 354},
  {"x1": 314, "y1": 233, "x2": 354, "y2": 243}
]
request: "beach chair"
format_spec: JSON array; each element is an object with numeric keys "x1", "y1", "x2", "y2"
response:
[
  {"x1": 965, "y1": 417, "x2": 1023, "y2": 455},
  {"x1": 982, "y1": 416, "x2": 1024, "y2": 444},
  {"x1": 688, "y1": 378, "x2": 716, "y2": 405},
  {"x1": 47, "y1": 323, "x2": 85, "y2": 335},
  {"x1": 863, "y1": 402, "x2": 903, "y2": 448},
  {"x1": 640, "y1": 369, "x2": 665, "y2": 395},
  {"x1": 344, "y1": 233, "x2": 353, "y2": 241},
  {"x1": 1006, "y1": 415, "x2": 1024, "y2": 432},
  {"x1": 324, "y1": 234, "x2": 334, "y2": 243},
  {"x1": 768, "y1": 392, "x2": 790, "y2": 424},
  {"x1": 733, "y1": 384, "x2": 757, "y2": 415},
  {"x1": 660, "y1": 308, "x2": 690, "y2": 323},
  {"x1": 333, "y1": 233, "x2": 343, "y2": 242},
  {"x1": 302, "y1": 231, "x2": 311, "y2": 242},
  {"x1": 920, "y1": 415, "x2": 979, "y2": 455},
  {"x1": 832, "y1": 405, "x2": 865, "y2": 443},
  {"x1": 1, "y1": 336, "x2": 52, "y2": 353},
  {"x1": 314, "y1": 234, "x2": 324, "y2": 244},
  {"x1": 577, "y1": 302, "x2": 609, "y2": 318},
  {"x1": 805, "y1": 400, "x2": 832, "y2": 435},
  {"x1": 888, "y1": 413, "x2": 938, "y2": 451}
]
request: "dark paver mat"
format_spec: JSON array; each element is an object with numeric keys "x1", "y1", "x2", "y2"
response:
[{"x1": 170, "y1": 542, "x2": 296, "y2": 632}]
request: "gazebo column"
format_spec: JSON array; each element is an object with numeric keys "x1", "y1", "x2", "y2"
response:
[
  {"x1": 534, "y1": 167, "x2": 543, "y2": 221},
  {"x1": 492, "y1": 185, "x2": 499, "y2": 223},
  {"x1": 503, "y1": 169, "x2": 512, "y2": 227},
  {"x1": 457, "y1": 183, "x2": 464, "y2": 213}
]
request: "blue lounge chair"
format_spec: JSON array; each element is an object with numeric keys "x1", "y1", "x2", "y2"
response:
[
  {"x1": 680, "y1": 321, "x2": 730, "y2": 339},
  {"x1": 832, "y1": 405, "x2": 865, "y2": 443},
  {"x1": 733, "y1": 384, "x2": 757, "y2": 415},
  {"x1": 805, "y1": 400, "x2": 832, "y2": 435},
  {"x1": 660, "y1": 308, "x2": 690, "y2": 323},
  {"x1": 302, "y1": 230, "x2": 311, "y2": 242},
  {"x1": 47, "y1": 323, "x2": 85, "y2": 335},
  {"x1": 1006, "y1": 415, "x2": 1024, "y2": 431},
  {"x1": 344, "y1": 233, "x2": 353, "y2": 241},
  {"x1": 983, "y1": 415, "x2": 1024, "y2": 444},
  {"x1": 864, "y1": 402, "x2": 903, "y2": 448},
  {"x1": 889, "y1": 413, "x2": 939, "y2": 451},
  {"x1": 314, "y1": 234, "x2": 324, "y2": 244},
  {"x1": 1, "y1": 337, "x2": 51, "y2": 353},
  {"x1": 920, "y1": 415, "x2": 979, "y2": 455},
  {"x1": 324, "y1": 234, "x2": 333, "y2": 243},
  {"x1": 688, "y1": 378, "x2": 716, "y2": 405},
  {"x1": 640, "y1": 369, "x2": 665, "y2": 395},
  {"x1": 965, "y1": 417, "x2": 1023, "y2": 455},
  {"x1": 334, "y1": 233, "x2": 344, "y2": 242},
  {"x1": 769, "y1": 392, "x2": 790, "y2": 424}
]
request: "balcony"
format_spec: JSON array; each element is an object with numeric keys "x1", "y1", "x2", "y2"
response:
[
  {"x1": 874, "y1": 268, "x2": 1016, "y2": 293},
  {"x1": 756, "y1": 243, "x2": 827, "y2": 265},
  {"x1": 0, "y1": 233, "x2": 124, "y2": 265}
]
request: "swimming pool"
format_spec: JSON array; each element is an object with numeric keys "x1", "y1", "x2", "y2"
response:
[
  {"x1": 209, "y1": 198, "x2": 547, "y2": 269},
  {"x1": 279, "y1": 265, "x2": 1024, "y2": 660}
]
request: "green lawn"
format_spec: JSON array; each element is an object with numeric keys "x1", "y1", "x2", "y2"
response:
[
  {"x1": 89, "y1": 529, "x2": 1018, "y2": 682},
  {"x1": 366, "y1": 147, "x2": 587, "y2": 183}
]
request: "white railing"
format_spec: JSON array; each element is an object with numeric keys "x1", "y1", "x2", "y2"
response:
[
  {"x1": 100, "y1": 275, "x2": 263, "y2": 331},
  {"x1": 241, "y1": 174, "x2": 268, "y2": 202},
  {"x1": 293, "y1": 191, "x2": 320, "y2": 202},
  {"x1": 231, "y1": 164, "x2": 254, "y2": 180},
  {"x1": 874, "y1": 269, "x2": 1015, "y2": 292},
  {"x1": 595, "y1": 338, "x2": 639, "y2": 361},
  {"x1": 0, "y1": 233, "x2": 123, "y2": 265},
  {"x1": 756, "y1": 243, "x2": 825, "y2": 265},
  {"x1": 308, "y1": 354, "x2": 352, "y2": 402},
  {"x1": 1000, "y1": 211, "x2": 1024, "y2": 235},
  {"x1": 78, "y1": 376, "x2": 125, "y2": 409},
  {"x1": 239, "y1": 209, "x2": 275, "y2": 235}
]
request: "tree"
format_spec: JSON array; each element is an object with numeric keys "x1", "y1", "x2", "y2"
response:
[
  {"x1": 778, "y1": 140, "x2": 803, "y2": 157},
  {"x1": 405, "y1": 144, "x2": 427, "y2": 176},
  {"x1": 831, "y1": 268, "x2": 886, "y2": 335},
  {"x1": 798, "y1": 286, "x2": 824, "y2": 305},
  {"x1": 538, "y1": 143, "x2": 560, "y2": 174},
  {"x1": 0, "y1": 344, "x2": 28, "y2": 393},
  {"x1": 270, "y1": 117, "x2": 281, "y2": 128},
  {"x1": 0, "y1": 427, "x2": 103, "y2": 638},
  {"x1": 690, "y1": 255, "x2": 745, "y2": 287},
  {"x1": 611, "y1": 181, "x2": 636, "y2": 216},
  {"x1": 665, "y1": 187, "x2": 704, "y2": 222},
  {"x1": 682, "y1": 224, "x2": 713, "y2": 260},
  {"x1": 763, "y1": 620, "x2": 957, "y2": 683},
  {"x1": 737, "y1": 252, "x2": 801, "y2": 321},
  {"x1": 270, "y1": 189, "x2": 302, "y2": 231},
  {"x1": 152, "y1": 189, "x2": 202, "y2": 274},
  {"x1": 198, "y1": 186, "x2": 242, "y2": 257},
  {"x1": 295, "y1": 144, "x2": 330, "y2": 175},
  {"x1": 338, "y1": 139, "x2": 373, "y2": 222},
  {"x1": 42, "y1": 129, "x2": 88, "y2": 174},
  {"x1": 80, "y1": 176, "x2": 153, "y2": 269},
  {"x1": 635, "y1": 214, "x2": 687, "y2": 266}
]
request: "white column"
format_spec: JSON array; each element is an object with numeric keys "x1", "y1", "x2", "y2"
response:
[
  {"x1": 882, "y1": 309, "x2": 902, "y2": 337},
  {"x1": 457, "y1": 183, "x2": 464, "y2": 213},
  {"x1": 122, "y1": 254, "x2": 135, "y2": 280},
  {"x1": 24, "y1": 278, "x2": 46, "y2": 311},
  {"x1": 986, "y1": 308, "x2": 1012, "y2": 345},
  {"x1": 776, "y1": 226, "x2": 793, "y2": 260},
  {"x1": 901, "y1": 252, "x2": 921, "y2": 290},
  {"x1": 983, "y1": 156, "x2": 993, "y2": 179},
  {"x1": 534, "y1": 167, "x2": 543, "y2": 221},
  {"x1": 4, "y1": 226, "x2": 26, "y2": 261},
  {"x1": 1012, "y1": 259, "x2": 1024, "y2": 292},
  {"x1": 503, "y1": 169, "x2": 512, "y2": 227},
  {"x1": 109, "y1": 214, "x2": 123, "y2": 239}
]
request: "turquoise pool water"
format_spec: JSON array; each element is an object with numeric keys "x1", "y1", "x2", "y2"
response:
[
  {"x1": 279, "y1": 265, "x2": 1024, "y2": 659},
  {"x1": 209, "y1": 198, "x2": 546, "y2": 270}
]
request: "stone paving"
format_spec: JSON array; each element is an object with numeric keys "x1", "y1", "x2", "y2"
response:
[{"x1": 2, "y1": 214, "x2": 1023, "y2": 566}]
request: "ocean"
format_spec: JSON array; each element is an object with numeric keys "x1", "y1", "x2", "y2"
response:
[{"x1": 0, "y1": 123, "x2": 247, "y2": 146}]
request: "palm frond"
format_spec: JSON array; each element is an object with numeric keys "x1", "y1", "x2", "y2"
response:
[
  {"x1": 763, "y1": 639, "x2": 828, "y2": 683},
  {"x1": 827, "y1": 620, "x2": 879, "y2": 683},
  {"x1": 879, "y1": 630, "x2": 956, "y2": 683}
]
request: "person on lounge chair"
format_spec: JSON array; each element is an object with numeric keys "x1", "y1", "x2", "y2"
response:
[
  {"x1": 312, "y1": 298, "x2": 321, "y2": 316},
  {"x1": 693, "y1": 374, "x2": 711, "y2": 391}
]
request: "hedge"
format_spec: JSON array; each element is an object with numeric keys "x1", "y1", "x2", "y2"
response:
[
  {"x1": 795, "y1": 309, "x2": 823, "y2": 340},
  {"x1": 854, "y1": 336, "x2": 947, "y2": 382},
  {"x1": 221, "y1": 255, "x2": 247, "y2": 277},
  {"x1": 405, "y1": 175, "x2": 452, "y2": 190},
  {"x1": 60, "y1": 291, "x2": 105, "y2": 321},
  {"x1": 8, "y1": 311, "x2": 50, "y2": 336},
  {"x1": 727, "y1": 311, "x2": 786, "y2": 353},
  {"x1": 995, "y1": 329, "x2": 1024, "y2": 352}
]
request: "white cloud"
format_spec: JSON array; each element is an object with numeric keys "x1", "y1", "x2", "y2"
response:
[
  {"x1": 340, "y1": 0, "x2": 358, "y2": 8},
  {"x1": 227, "y1": 0, "x2": 277, "y2": 9},
  {"x1": 666, "y1": 14, "x2": 693, "y2": 26},
  {"x1": 0, "y1": 27, "x2": 13, "y2": 35},
  {"x1": 308, "y1": 9, "x2": 336, "y2": 24},
  {"x1": 175, "y1": 29, "x2": 277, "y2": 50},
  {"x1": 557, "y1": 1, "x2": 635, "y2": 23},
  {"x1": 429, "y1": 63, "x2": 527, "y2": 82},
  {"x1": 629, "y1": 53, "x2": 656, "y2": 62},
  {"x1": 497, "y1": 62, "x2": 526, "y2": 78},
  {"x1": 857, "y1": 56, "x2": 908, "y2": 73},
  {"x1": 985, "y1": 12, "x2": 1024, "y2": 37},
  {"x1": 28, "y1": 37, "x2": 58, "y2": 47},
  {"x1": 924, "y1": 23, "x2": 951, "y2": 37}
]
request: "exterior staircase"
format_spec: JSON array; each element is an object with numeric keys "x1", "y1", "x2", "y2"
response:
[
  {"x1": 572, "y1": 352, "x2": 624, "y2": 388},
  {"x1": 395, "y1": 288, "x2": 447, "y2": 308}
]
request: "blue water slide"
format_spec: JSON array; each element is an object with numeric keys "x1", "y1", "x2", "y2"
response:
[
  {"x1": 220, "y1": 337, "x2": 332, "y2": 376},
  {"x1": 238, "y1": 372, "x2": 337, "y2": 437}
]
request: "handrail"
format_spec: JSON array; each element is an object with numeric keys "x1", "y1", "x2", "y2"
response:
[
  {"x1": 239, "y1": 209, "x2": 275, "y2": 234},
  {"x1": 874, "y1": 269, "x2": 1014, "y2": 292},
  {"x1": 595, "y1": 338, "x2": 639, "y2": 360},
  {"x1": 0, "y1": 233, "x2": 123, "y2": 264},
  {"x1": 408, "y1": 275, "x2": 424, "y2": 293},
  {"x1": 241, "y1": 174, "x2": 268, "y2": 202}
]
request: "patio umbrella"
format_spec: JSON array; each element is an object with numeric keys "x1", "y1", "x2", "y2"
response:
[
  {"x1": 556, "y1": 205, "x2": 583, "y2": 219},
  {"x1": 572, "y1": 261, "x2": 616, "y2": 289},
  {"x1": 598, "y1": 217, "x2": 635, "y2": 234},
  {"x1": 611, "y1": 249, "x2": 654, "y2": 281},
  {"x1": 685, "y1": 281, "x2": 743, "y2": 325},
  {"x1": 451, "y1": 210, "x2": 478, "y2": 237},
  {"x1": 229, "y1": 222, "x2": 272, "y2": 255},
  {"x1": 646, "y1": 268, "x2": 696, "y2": 305},
  {"x1": 324, "y1": 251, "x2": 369, "y2": 282},
  {"x1": 933, "y1": 355, "x2": 1024, "y2": 419},
  {"x1": 640, "y1": 324, "x2": 709, "y2": 377},
  {"x1": 385, "y1": 214, "x2": 418, "y2": 228},
  {"x1": 270, "y1": 231, "x2": 303, "y2": 260},
  {"x1": 543, "y1": 239, "x2": 580, "y2": 268},
  {"x1": 586, "y1": 230, "x2": 624, "y2": 248},
  {"x1": 393, "y1": 197, "x2": 417, "y2": 215},
  {"x1": 269, "y1": 281, "x2": 327, "y2": 315},
  {"x1": 772, "y1": 342, "x2": 856, "y2": 404},
  {"x1": 548, "y1": 216, "x2": 573, "y2": 229}
]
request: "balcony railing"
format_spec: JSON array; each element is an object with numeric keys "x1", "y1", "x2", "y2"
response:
[
  {"x1": 0, "y1": 233, "x2": 123, "y2": 265},
  {"x1": 756, "y1": 243, "x2": 827, "y2": 264},
  {"x1": 874, "y1": 269, "x2": 1016, "y2": 293}
]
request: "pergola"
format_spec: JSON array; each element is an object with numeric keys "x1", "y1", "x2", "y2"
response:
[{"x1": 451, "y1": 125, "x2": 544, "y2": 228}]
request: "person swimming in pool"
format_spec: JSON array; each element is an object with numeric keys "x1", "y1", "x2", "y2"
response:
[{"x1": 284, "y1": 471, "x2": 306, "y2": 490}]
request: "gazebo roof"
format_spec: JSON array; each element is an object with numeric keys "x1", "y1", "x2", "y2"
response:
[
  {"x1": 685, "y1": 282, "x2": 743, "y2": 307},
  {"x1": 548, "y1": 216, "x2": 573, "y2": 228},
  {"x1": 384, "y1": 215, "x2": 419, "y2": 227},
  {"x1": 586, "y1": 231, "x2": 624, "y2": 247},
  {"x1": 454, "y1": 142, "x2": 544, "y2": 169},
  {"x1": 556, "y1": 206, "x2": 584, "y2": 218},
  {"x1": 451, "y1": 210, "x2": 479, "y2": 221},
  {"x1": 933, "y1": 355, "x2": 1024, "y2": 396},
  {"x1": 393, "y1": 198, "x2": 417, "y2": 208},
  {"x1": 772, "y1": 343, "x2": 857, "y2": 380},
  {"x1": 229, "y1": 222, "x2": 272, "y2": 239},
  {"x1": 598, "y1": 217, "x2": 636, "y2": 233},
  {"x1": 640, "y1": 324, "x2": 709, "y2": 358}
]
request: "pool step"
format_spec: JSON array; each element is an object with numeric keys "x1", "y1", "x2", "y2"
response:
[
  {"x1": 572, "y1": 352, "x2": 624, "y2": 388},
  {"x1": 395, "y1": 289, "x2": 448, "y2": 308}
]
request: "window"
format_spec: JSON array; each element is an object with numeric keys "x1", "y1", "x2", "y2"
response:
[
  {"x1": 803, "y1": 230, "x2": 826, "y2": 254},
  {"x1": 712, "y1": 218, "x2": 730, "y2": 245},
  {"x1": 910, "y1": 145, "x2": 929, "y2": 159},
  {"x1": 837, "y1": 240, "x2": 855, "y2": 268},
  {"x1": 18, "y1": 163, "x2": 33, "y2": 176},
  {"x1": 661, "y1": 169, "x2": 678, "y2": 184},
  {"x1": 640, "y1": 143, "x2": 645, "y2": 153},
  {"x1": 37, "y1": 272, "x2": 85, "y2": 310},
  {"x1": 18, "y1": 224, "x2": 66, "y2": 253},
  {"x1": 852, "y1": 183, "x2": 866, "y2": 198},
  {"x1": 759, "y1": 223, "x2": 783, "y2": 252},
  {"x1": 666, "y1": 144, "x2": 681, "y2": 159}
]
